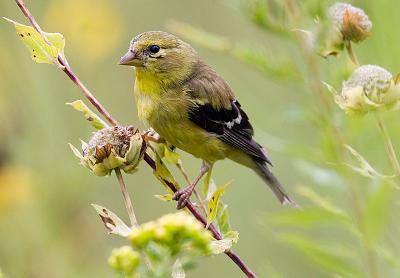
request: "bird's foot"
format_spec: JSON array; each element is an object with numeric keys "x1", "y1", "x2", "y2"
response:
[{"x1": 173, "y1": 184, "x2": 195, "y2": 209}]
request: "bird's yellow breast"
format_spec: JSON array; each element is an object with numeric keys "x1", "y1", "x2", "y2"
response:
[{"x1": 133, "y1": 75, "x2": 231, "y2": 162}]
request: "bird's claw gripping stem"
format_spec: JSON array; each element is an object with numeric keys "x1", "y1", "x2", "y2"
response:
[{"x1": 173, "y1": 184, "x2": 195, "y2": 209}]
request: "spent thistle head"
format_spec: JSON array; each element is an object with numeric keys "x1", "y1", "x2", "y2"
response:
[{"x1": 70, "y1": 125, "x2": 146, "y2": 176}]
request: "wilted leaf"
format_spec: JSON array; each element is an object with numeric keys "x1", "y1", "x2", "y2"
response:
[
  {"x1": 4, "y1": 18, "x2": 65, "y2": 64},
  {"x1": 206, "y1": 181, "x2": 232, "y2": 226},
  {"x1": 209, "y1": 239, "x2": 233, "y2": 254},
  {"x1": 279, "y1": 233, "x2": 361, "y2": 277},
  {"x1": 363, "y1": 182, "x2": 393, "y2": 246},
  {"x1": 172, "y1": 259, "x2": 186, "y2": 278},
  {"x1": 344, "y1": 145, "x2": 394, "y2": 179},
  {"x1": 68, "y1": 143, "x2": 83, "y2": 159},
  {"x1": 92, "y1": 204, "x2": 132, "y2": 236},
  {"x1": 67, "y1": 100, "x2": 108, "y2": 130}
]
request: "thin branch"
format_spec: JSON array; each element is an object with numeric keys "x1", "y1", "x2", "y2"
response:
[
  {"x1": 374, "y1": 113, "x2": 400, "y2": 176},
  {"x1": 13, "y1": 1, "x2": 256, "y2": 277},
  {"x1": 115, "y1": 168, "x2": 138, "y2": 226}
]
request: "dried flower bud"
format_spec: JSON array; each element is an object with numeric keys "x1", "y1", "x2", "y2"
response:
[
  {"x1": 108, "y1": 246, "x2": 140, "y2": 275},
  {"x1": 328, "y1": 3, "x2": 372, "y2": 43},
  {"x1": 70, "y1": 125, "x2": 146, "y2": 176},
  {"x1": 129, "y1": 212, "x2": 212, "y2": 256},
  {"x1": 336, "y1": 65, "x2": 400, "y2": 114}
]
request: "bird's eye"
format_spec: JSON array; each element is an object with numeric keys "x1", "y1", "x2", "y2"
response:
[{"x1": 149, "y1": 45, "x2": 160, "y2": 54}]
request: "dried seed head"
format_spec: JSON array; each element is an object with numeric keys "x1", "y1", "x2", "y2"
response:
[
  {"x1": 328, "y1": 3, "x2": 372, "y2": 43},
  {"x1": 336, "y1": 65, "x2": 400, "y2": 114},
  {"x1": 70, "y1": 125, "x2": 146, "y2": 176}
]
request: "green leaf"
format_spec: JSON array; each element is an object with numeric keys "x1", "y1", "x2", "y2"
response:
[
  {"x1": 4, "y1": 18, "x2": 65, "y2": 64},
  {"x1": 279, "y1": 234, "x2": 361, "y2": 277},
  {"x1": 363, "y1": 182, "x2": 393, "y2": 246},
  {"x1": 206, "y1": 181, "x2": 232, "y2": 226},
  {"x1": 294, "y1": 160, "x2": 344, "y2": 187},
  {"x1": 154, "y1": 194, "x2": 173, "y2": 202},
  {"x1": 216, "y1": 203, "x2": 231, "y2": 235},
  {"x1": 202, "y1": 169, "x2": 215, "y2": 198},
  {"x1": 268, "y1": 207, "x2": 351, "y2": 229},
  {"x1": 163, "y1": 145, "x2": 181, "y2": 164},
  {"x1": 91, "y1": 204, "x2": 132, "y2": 236},
  {"x1": 67, "y1": 100, "x2": 108, "y2": 130},
  {"x1": 344, "y1": 145, "x2": 394, "y2": 179},
  {"x1": 224, "y1": 230, "x2": 239, "y2": 244},
  {"x1": 296, "y1": 186, "x2": 348, "y2": 217},
  {"x1": 377, "y1": 246, "x2": 400, "y2": 273}
]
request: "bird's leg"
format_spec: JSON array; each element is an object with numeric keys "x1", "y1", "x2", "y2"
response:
[{"x1": 173, "y1": 161, "x2": 212, "y2": 209}]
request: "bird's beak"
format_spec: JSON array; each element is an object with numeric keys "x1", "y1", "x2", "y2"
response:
[{"x1": 118, "y1": 50, "x2": 144, "y2": 66}]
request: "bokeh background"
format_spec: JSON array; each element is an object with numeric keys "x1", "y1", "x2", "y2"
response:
[{"x1": 1, "y1": 0, "x2": 400, "y2": 277}]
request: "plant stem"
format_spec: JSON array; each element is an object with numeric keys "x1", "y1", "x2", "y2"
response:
[
  {"x1": 144, "y1": 154, "x2": 257, "y2": 278},
  {"x1": 14, "y1": 1, "x2": 256, "y2": 276},
  {"x1": 374, "y1": 113, "x2": 400, "y2": 176},
  {"x1": 115, "y1": 168, "x2": 138, "y2": 226},
  {"x1": 346, "y1": 42, "x2": 360, "y2": 66},
  {"x1": 283, "y1": 2, "x2": 379, "y2": 277}
]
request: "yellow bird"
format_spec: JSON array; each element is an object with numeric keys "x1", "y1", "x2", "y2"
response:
[{"x1": 119, "y1": 31, "x2": 295, "y2": 209}]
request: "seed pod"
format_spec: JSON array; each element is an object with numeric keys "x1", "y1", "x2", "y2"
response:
[
  {"x1": 336, "y1": 65, "x2": 400, "y2": 114},
  {"x1": 70, "y1": 125, "x2": 146, "y2": 176},
  {"x1": 328, "y1": 3, "x2": 372, "y2": 43}
]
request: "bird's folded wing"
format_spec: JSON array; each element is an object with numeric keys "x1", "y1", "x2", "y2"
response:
[{"x1": 185, "y1": 65, "x2": 271, "y2": 164}]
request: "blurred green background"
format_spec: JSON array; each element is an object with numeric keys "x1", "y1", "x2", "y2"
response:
[{"x1": 1, "y1": 0, "x2": 400, "y2": 277}]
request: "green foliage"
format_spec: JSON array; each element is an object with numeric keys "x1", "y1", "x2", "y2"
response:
[
  {"x1": 278, "y1": 233, "x2": 362, "y2": 277},
  {"x1": 67, "y1": 100, "x2": 108, "y2": 130},
  {"x1": 206, "y1": 180, "x2": 231, "y2": 226},
  {"x1": 167, "y1": 20, "x2": 300, "y2": 80},
  {"x1": 362, "y1": 182, "x2": 393, "y2": 246}
]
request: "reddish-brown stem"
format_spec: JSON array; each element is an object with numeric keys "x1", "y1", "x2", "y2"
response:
[
  {"x1": 14, "y1": 0, "x2": 256, "y2": 277},
  {"x1": 144, "y1": 154, "x2": 257, "y2": 278}
]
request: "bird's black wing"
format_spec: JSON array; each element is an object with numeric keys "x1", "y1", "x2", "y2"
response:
[
  {"x1": 185, "y1": 63, "x2": 271, "y2": 164},
  {"x1": 189, "y1": 100, "x2": 271, "y2": 164}
]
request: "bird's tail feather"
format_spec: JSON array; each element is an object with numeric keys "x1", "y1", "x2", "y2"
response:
[{"x1": 253, "y1": 159, "x2": 297, "y2": 207}]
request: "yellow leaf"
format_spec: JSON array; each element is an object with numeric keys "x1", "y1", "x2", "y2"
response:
[
  {"x1": 67, "y1": 100, "x2": 108, "y2": 130},
  {"x1": 4, "y1": 18, "x2": 65, "y2": 64},
  {"x1": 153, "y1": 152, "x2": 180, "y2": 192},
  {"x1": 206, "y1": 181, "x2": 232, "y2": 226},
  {"x1": 154, "y1": 194, "x2": 173, "y2": 202},
  {"x1": 163, "y1": 145, "x2": 181, "y2": 164}
]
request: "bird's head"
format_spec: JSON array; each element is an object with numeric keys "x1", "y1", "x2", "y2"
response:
[{"x1": 119, "y1": 31, "x2": 198, "y2": 81}]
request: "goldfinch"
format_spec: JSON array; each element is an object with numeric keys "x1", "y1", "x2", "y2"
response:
[{"x1": 119, "y1": 31, "x2": 295, "y2": 208}]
